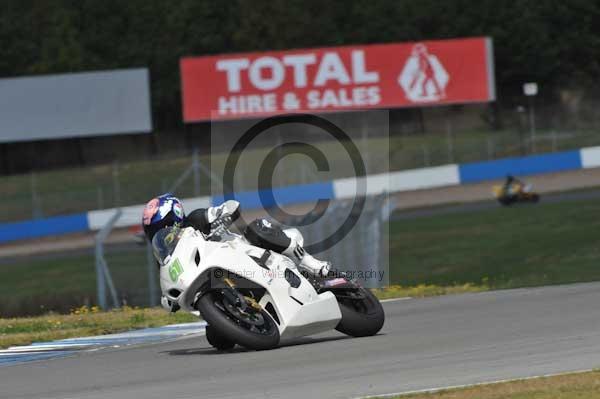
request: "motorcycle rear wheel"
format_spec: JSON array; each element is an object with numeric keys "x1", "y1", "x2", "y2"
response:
[
  {"x1": 335, "y1": 287, "x2": 385, "y2": 337},
  {"x1": 198, "y1": 291, "x2": 280, "y2": 351},
  {"x1": 529, "y1": 193, "x2": 540, "y2": 203}
]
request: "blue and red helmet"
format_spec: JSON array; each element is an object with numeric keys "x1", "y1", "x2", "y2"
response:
[{"x1": 142, "y1": 193, "x2": 185, "y2": 241}]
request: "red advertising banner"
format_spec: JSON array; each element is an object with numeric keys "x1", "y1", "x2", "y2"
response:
[{"x1": 181, "y1": 37, "x2": 495, "y2": 122}]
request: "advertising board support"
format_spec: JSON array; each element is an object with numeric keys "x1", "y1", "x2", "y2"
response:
[
  {"x1": 112, "y1": 162, "x2": 121, "y2": 207},
  {"x1": 361, "y1": 113, "x2": 370, "y2": 173},
  {"x1": 446, "y1": 116, "x2": 454, "y2": 163},
  {"x1": 529, "y1": 96, "x2": 536, "y2": 153},
  {"x1": 192, "y1": 149, "x2": 201, "y2": 197},
  {"x1": 523, "y1": 82, "x2": 538, "y2": 153},
  {"x1": 30, "y1": 172, "x2": 43, "y2": 219},
  {"x1": 422, "y1": 144, "x2": 430, "y2": 167}
]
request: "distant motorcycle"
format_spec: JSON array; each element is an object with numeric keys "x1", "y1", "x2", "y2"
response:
[{"x1": 492, "y1": 181, "x2": 540, "y2": 206}]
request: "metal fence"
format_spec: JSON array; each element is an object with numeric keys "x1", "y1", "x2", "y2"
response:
[
  {"x1": 3, "y1": 126, "x2": 600, "y2": 224},
  {"x1": 283, "y1": 194, "x2": 393, "y2": 288}
]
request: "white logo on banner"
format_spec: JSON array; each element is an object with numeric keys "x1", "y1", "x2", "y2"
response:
[{"x1": 398, "y1": 43, "x2": 449, "y2": 103}]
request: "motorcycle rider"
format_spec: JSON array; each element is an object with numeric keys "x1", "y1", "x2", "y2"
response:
[
  {"x1": 142, "y1": 193, "x2": 331, "y2": 312},
  {"x1": 502, "y1": 174, "x2": 524, "y2": 198}
]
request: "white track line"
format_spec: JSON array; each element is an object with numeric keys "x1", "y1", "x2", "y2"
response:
[
  {"x1": 0, "y1": 322, "x2": 207, "y2": 357},
  {"x1": 380, "y1": 297, "x2": 412, "y2": 303},
  {"x1": 354, "y1": 369, "x2": 596, "y2": 399}
]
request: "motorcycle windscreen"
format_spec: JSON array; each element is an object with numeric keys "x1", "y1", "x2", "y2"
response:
[{"x1": 152, "y1": 226, "x2": 184, "y2": 264}]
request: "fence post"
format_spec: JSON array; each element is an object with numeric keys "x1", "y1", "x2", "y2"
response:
[
  {"x1": 529, "y1": 96, "x2": 537, "y2": 153},
  {"x1": 277, "y1": 131, "x2": 284, "y2": 187},
  {"x1": 95, "y1": 242, "x2": 106, "y2": 309},
  {"x1": 94, "y1": 209, "x2": 122, "y2": 309},
  {"x1": 192, "y1": 148, "x2": 201, "y2": 196},
  {"x1": 446, "y1": 119, "x2": 454, "y2": 163},
  {"x1": 361, "y1": 112, "x2": 370, "y2": 174},
  {"x1": 30, "y1": 172, "x2": 43, "y2": 219},
  {"x1": 422, "y1": 144, "x2": 430, "y2": 167},
  {"x1": 97, "y1": 186, "x2": 104, "y2": 210},
  {"x1": 112, "y1": 161, "x2": 121, "y2": 207},
  {"x1": 487, "y1": 137, "x2": 494, "y2": 160},
  {"x1": 146, "y1": 242, "x2": 158, "y2": 306}
]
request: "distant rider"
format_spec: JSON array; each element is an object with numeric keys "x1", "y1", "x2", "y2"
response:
[
  {"x1": 502, "y1": 175, "x2": 524, "y2": 198},
  {"x1": 142, "y1": 193, "x2": 331, "y2": 312}
]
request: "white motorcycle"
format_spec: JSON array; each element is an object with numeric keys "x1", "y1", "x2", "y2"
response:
[{"x1": 153, "y1": 223, "x2": 385, "y2": 350}]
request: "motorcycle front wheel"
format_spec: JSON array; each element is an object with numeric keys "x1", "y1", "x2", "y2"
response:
[
  {"x1": 198, "y1": 291, "x2": 280, "y2": 351},
  {"x1": 205, "y1": 324, "x2": 236, "y2": 350},
  {"x1": 335, "y1": 286, "x2": 385, "y2": 337}
]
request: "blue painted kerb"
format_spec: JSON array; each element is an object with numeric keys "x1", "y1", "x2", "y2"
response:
[{"x1": 0, "y1": 213, "x2": 89, "y2": 243}]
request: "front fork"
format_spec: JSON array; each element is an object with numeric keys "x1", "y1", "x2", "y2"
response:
[{"x1": 221, "y1": 277, "x2": 263, "y2": 313}]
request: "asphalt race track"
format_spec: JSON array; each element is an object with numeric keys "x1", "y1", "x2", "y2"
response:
[{"x1": 2, "y1": 282, "x2": 600, "y2": 399}]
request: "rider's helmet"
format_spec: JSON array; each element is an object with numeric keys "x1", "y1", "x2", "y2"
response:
[{"x1": 142, "y1": 193, "x2": 185, "y2": 241}]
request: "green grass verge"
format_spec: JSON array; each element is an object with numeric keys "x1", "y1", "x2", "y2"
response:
[
  {"x1": 386, "y1": 370, "x2": 600, "y2": 398},
  {"x1": 388, "y1": 197, "x2": 600, "y2": 289},
  {"x1": 0, "y1": 306, "x2": 197, "y2": 349},
  {"x1": 0, "y1": 248, "x2": 150, "y2": 316},
  {"x1": 372, "y1": 284, "x2": 489, "y2": 300}
]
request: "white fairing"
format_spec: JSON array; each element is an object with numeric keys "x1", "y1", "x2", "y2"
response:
[{"x1": 159, "y1": 227, "x2": 341, "y2": 340}]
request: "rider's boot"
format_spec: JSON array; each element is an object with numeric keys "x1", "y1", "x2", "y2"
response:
[
  {"x1": 282, "y1": 231, "x2": 331, "y2": 277},
  {"x1": 161, "y1": 295, "x2": 180, "y2": 313},
  {"x1": 206, "y1": 200, "x2": 240, "y2": 224}
]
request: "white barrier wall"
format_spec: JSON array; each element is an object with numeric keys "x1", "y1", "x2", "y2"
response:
[
  {"x1": 333, "y1": 164, "x2": 460, "y2": 200},
  {"x1": 580, "y1": 146, "x2": 600, "y2": 169}
]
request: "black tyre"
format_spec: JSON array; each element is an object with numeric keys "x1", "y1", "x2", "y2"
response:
[
  {"x1": 198, "y1": 291, "x2": 280, "y2": 350},
  {"x1": 498, "y1": 196, "x2": 513, "y2": 206},
  {"x1": 205, "y1": 324, "x2": 235, "y2": 350},
  {"x1": 335, "y1": 287, "x2": 385, "y2": 337}
]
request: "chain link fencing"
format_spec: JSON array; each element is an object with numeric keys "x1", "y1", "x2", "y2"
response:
[
  {"x1": 283, "y1": 194, "x2": 393, "y2": 289},
  {"x1": 3, "y1": 126, "x2": 600, "y2": 224}
]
